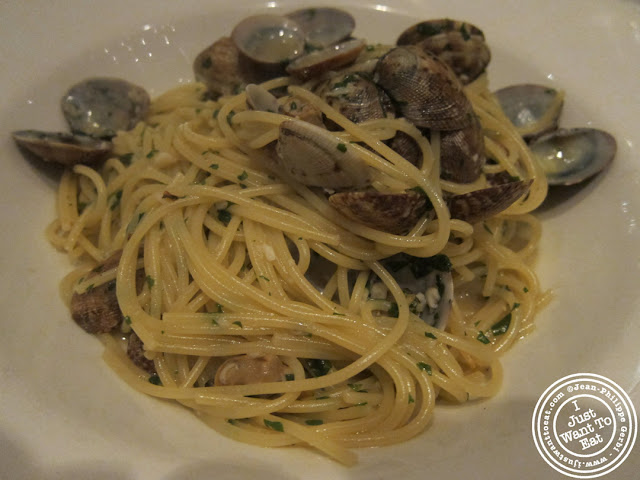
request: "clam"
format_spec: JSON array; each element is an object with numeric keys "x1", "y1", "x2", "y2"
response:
[
  {"x1": 286, "y1": 7, "x2": 355, "y2": 49},
  {"x1": 448, "y1": 179, "x2": 533, "y2": 224},
  {"x1": 275, "y1": 119, "x2": 371, "y2": 188},
  {"x1": 214, "y1": 354, "x2": 286, "y2": 386},
  {"x1": 280, "y1": 96, "x2": 325, "y2": 127},
  {"x1": 529, "y1": 128, "x2": 616, "y2": 186},
  {"x1": 245, "y1": 83, "x2": 280, "y2": 113},
  {"x1": 286, "y1": 38, "x2": 366, "y2": 81},
  {"x1": 61, "y1": 77, "x2": 150, "y2": 138},
  {"x1": 231, "y1": 15, "x2": 305, "y2": 66},
  {"x1": 494, "y1": 84, "x2": 564, "y2": 141},
  {"x1": 439, "y1": 113, "x2": 486, "y2": 183},
  {"x1": 194, "y1": 37, "x2": 275, "y2": 98},
  {"x1": 12, "y1": 130, "x2": 112, "y2": 166},
  {"x1": 127, "y1": 332, "x2": 156, "y2": 374},
  {"x1": 389, "y1": 131, "x2": 422, "y2": 167},
  {"x1": 373, "y1": 46, "x2": 474, "y2": 130},
  {"x1": 397, "y1": 19, "x2": 491, "y2": 85},
  {"x1": 328, "y1": 190, "x2": 431, "y2": 234},
  {"x1": 380, "y1": 253, "x2": 454, "y2": 329},
  {"x1": 314, "y1": 72, "x2": 394, "y2": 125}
]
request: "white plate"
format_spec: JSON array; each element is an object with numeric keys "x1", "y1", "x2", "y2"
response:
[{"x1": 1, "y1": 1, "x2": 639, "y2": 478}]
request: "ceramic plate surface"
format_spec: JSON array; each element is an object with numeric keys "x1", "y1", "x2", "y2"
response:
[{"x1": 1, "y1": 1, "x2": 639, "y2": 478}]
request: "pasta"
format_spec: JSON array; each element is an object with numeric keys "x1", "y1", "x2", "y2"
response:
[{"x1": 47, "y1": 61, "x2": 550, "y2": 464}]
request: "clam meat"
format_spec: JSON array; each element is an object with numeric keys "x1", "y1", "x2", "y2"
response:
[{"x1": 397, "y1": 19, "x2": 491, "y2": 85}]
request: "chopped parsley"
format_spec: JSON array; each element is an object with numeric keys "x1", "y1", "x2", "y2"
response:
[
  {"x1": 477, "y1": 331, "x2": 491, "y2": 344},
  {"x1": 387, "y1": 302, "x2": 399, "y2": 318},
  {"x1": 304, "y1": 359, "x2": 332, "y2": 378},
  {"x1": 109, "y1": 190, "x2": 123, "y2": 211},
  {"x1": 491, "y1": 313, "x2": 511, "y2": 336},
  {"x1": 264, "y1": 419, "x2": 284, "y2": 432},
  {"x1": 305, "y1": 419, "x2": 324, "y2": 426},
  {"x1": 285, "y1": 373, "x2": 295, "y2": 381},
  {"x1": 218, "y1": 209, "x2": 232, "y2": 225},
  {"x1": 146, "y1": 149, "x2": 158, "y2": 159},
  {"x1": 289, "y1": 101, "x2": 297, "y2": 110},
  {"x1": 460, "y1": 23, "x2": 471, "y2": 41},
  {"x1": 118, "y1": 152, "x2": 134, "y2": 165},
  {"x1": 416, "y1": 22, "x2": 444, "y2": 37},
  {"x1": 523, "y1": 287, "x2": 529, "y2": 293},
  {"x1": 424, "y1": 332, "x2": 437, "y2": 340},
  {"x1": 417, "y1": 362, "x2": 432, "y2": 375},
  {"x1": 145, "y1": 275, "x2": 155, "y2": 289},
  {"x1": 209, "y1": 163, "x2": 219, "y2": 170},
  {"x1": 237, "y1": 170, "x2": 248, "y2": 181},
  {"x1": 124, "y1": 316, "x2": 132, "y2": 325},
  {"x1": 232, "y1": 321, "x2": 243, "y2": 328},
  {"x1": 148, "y1": 374, "x2": 162, "y2": 385},
  {"x1": 483, "y1": 223, "x2": 493, "y2": 234},
  {"x1": 336, "y1": 143, "x2": 347, "y2": 153},
  {"x1": 201, "y1": 57, "x2": 212, "y2": 69},
  {"x1": 408, "y1": 393, "x2": 415, "y2": 404},
  {"x1": 348, "y1": 383, "x2": 367, "y2": 393}
]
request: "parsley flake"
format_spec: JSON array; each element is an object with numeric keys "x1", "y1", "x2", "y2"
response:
[
  {"x1": 477, "y1": 331, "x2": 491, "y2": 344},
  {"x1": 264, "y1": 419, "x2": 284, "y2": 432},
  {"x1": 305, "y1": 419, "x2": 324, "y2": 426},
  {"x1": 336, "y1": 143, "x2": 347, "y2": 153},
  {"x1": 417, "y1": 362, "x2": 432, "y2": 375}
]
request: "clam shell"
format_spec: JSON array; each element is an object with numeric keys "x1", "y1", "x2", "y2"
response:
[
  {"x1": 245, "y1": 84, "x2": 279, "y2": 113},
  {"x1": 397, "y1": 19, "x2": 490, "y2": 84},
  {"x1": 12, "y1": 130, "x2": 112, "y2": 166},
  {"x1": 286, "y1": 38, "x2": 366, "y2": 81},
  {"x1": 61, "y1": 77, "x2": 150, "y2": 138},
  {"x1": 127, "y1": 332, "x2": 156, "y2": 374},
  {"x1": 329, "y1": 190, "x2": 430, "y2": 234},
  {"x1": 448, "y1": 179, "x2": 533, "y2": 223},
  {"x1": 276, "y1": 120, "x2": 371, "y2": 188},
  {"x1": 231, "y1": 15, "x2": 305, "y2": 65},
  {"x1": 286, "y1": 7, "x2": 355, "y2": 49},
  {"x1": 374, "y1": 46, "x2": 474, "y2": 130},
  {"x1": 494, "y1": 84, "x2": 564, "y2": 141},
  {"x1": 194, "y1": 37, "x2": 276, "y2": 98},
  {"x1": 530, "y1": 128, "x2": 616, "y2": 186},
  {"x1": 389, "y1": 131, "x2": 423, "y2": 167},
  {"x1": 439, "y1": 113, "x2": 486, "y2": 183}
]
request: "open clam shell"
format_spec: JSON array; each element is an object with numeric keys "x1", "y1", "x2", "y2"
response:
[
  {"x1": 494, "y1": 84, "x2": 565, "y2": 142},
  {"x1": 440, "y1": 113, "x2": 486, "y2": 183},
  {"x1": 194, "y1": 37, "x2": 275, "y2": 98},
  {"x1": 374, "y1": 46, "x2": 474, "y2": 130},
  {"x1": 448, "y1": 179, "x2": 533, "y2": 224},
  {"x1": 231, "y1": 15, "x2": 305, "y2": 66},
  {"x1": 276, "y1": 119, "x2": 371, "y2": 188},
  {"x1": 286, "y1": 7, "x2": 355, "y2": 49},
  {"x1": 286, "y1": 38, "x2": 366, "y2": 81},
  {"x1": 529, "y1": 128, "x2": 616, "y2": 186},
  {"x1": 61, "y1": 77, "x2": 150, "y2": 139},
  {"x1": 12, "y1": 130, "x2": 112, "y2": 166},
  {"x1": 397, "y1": 19, "x2": 490, "y2": 85},
  {"x1": 328, "y1": 190, "x2": 430, "y2": 234}
]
